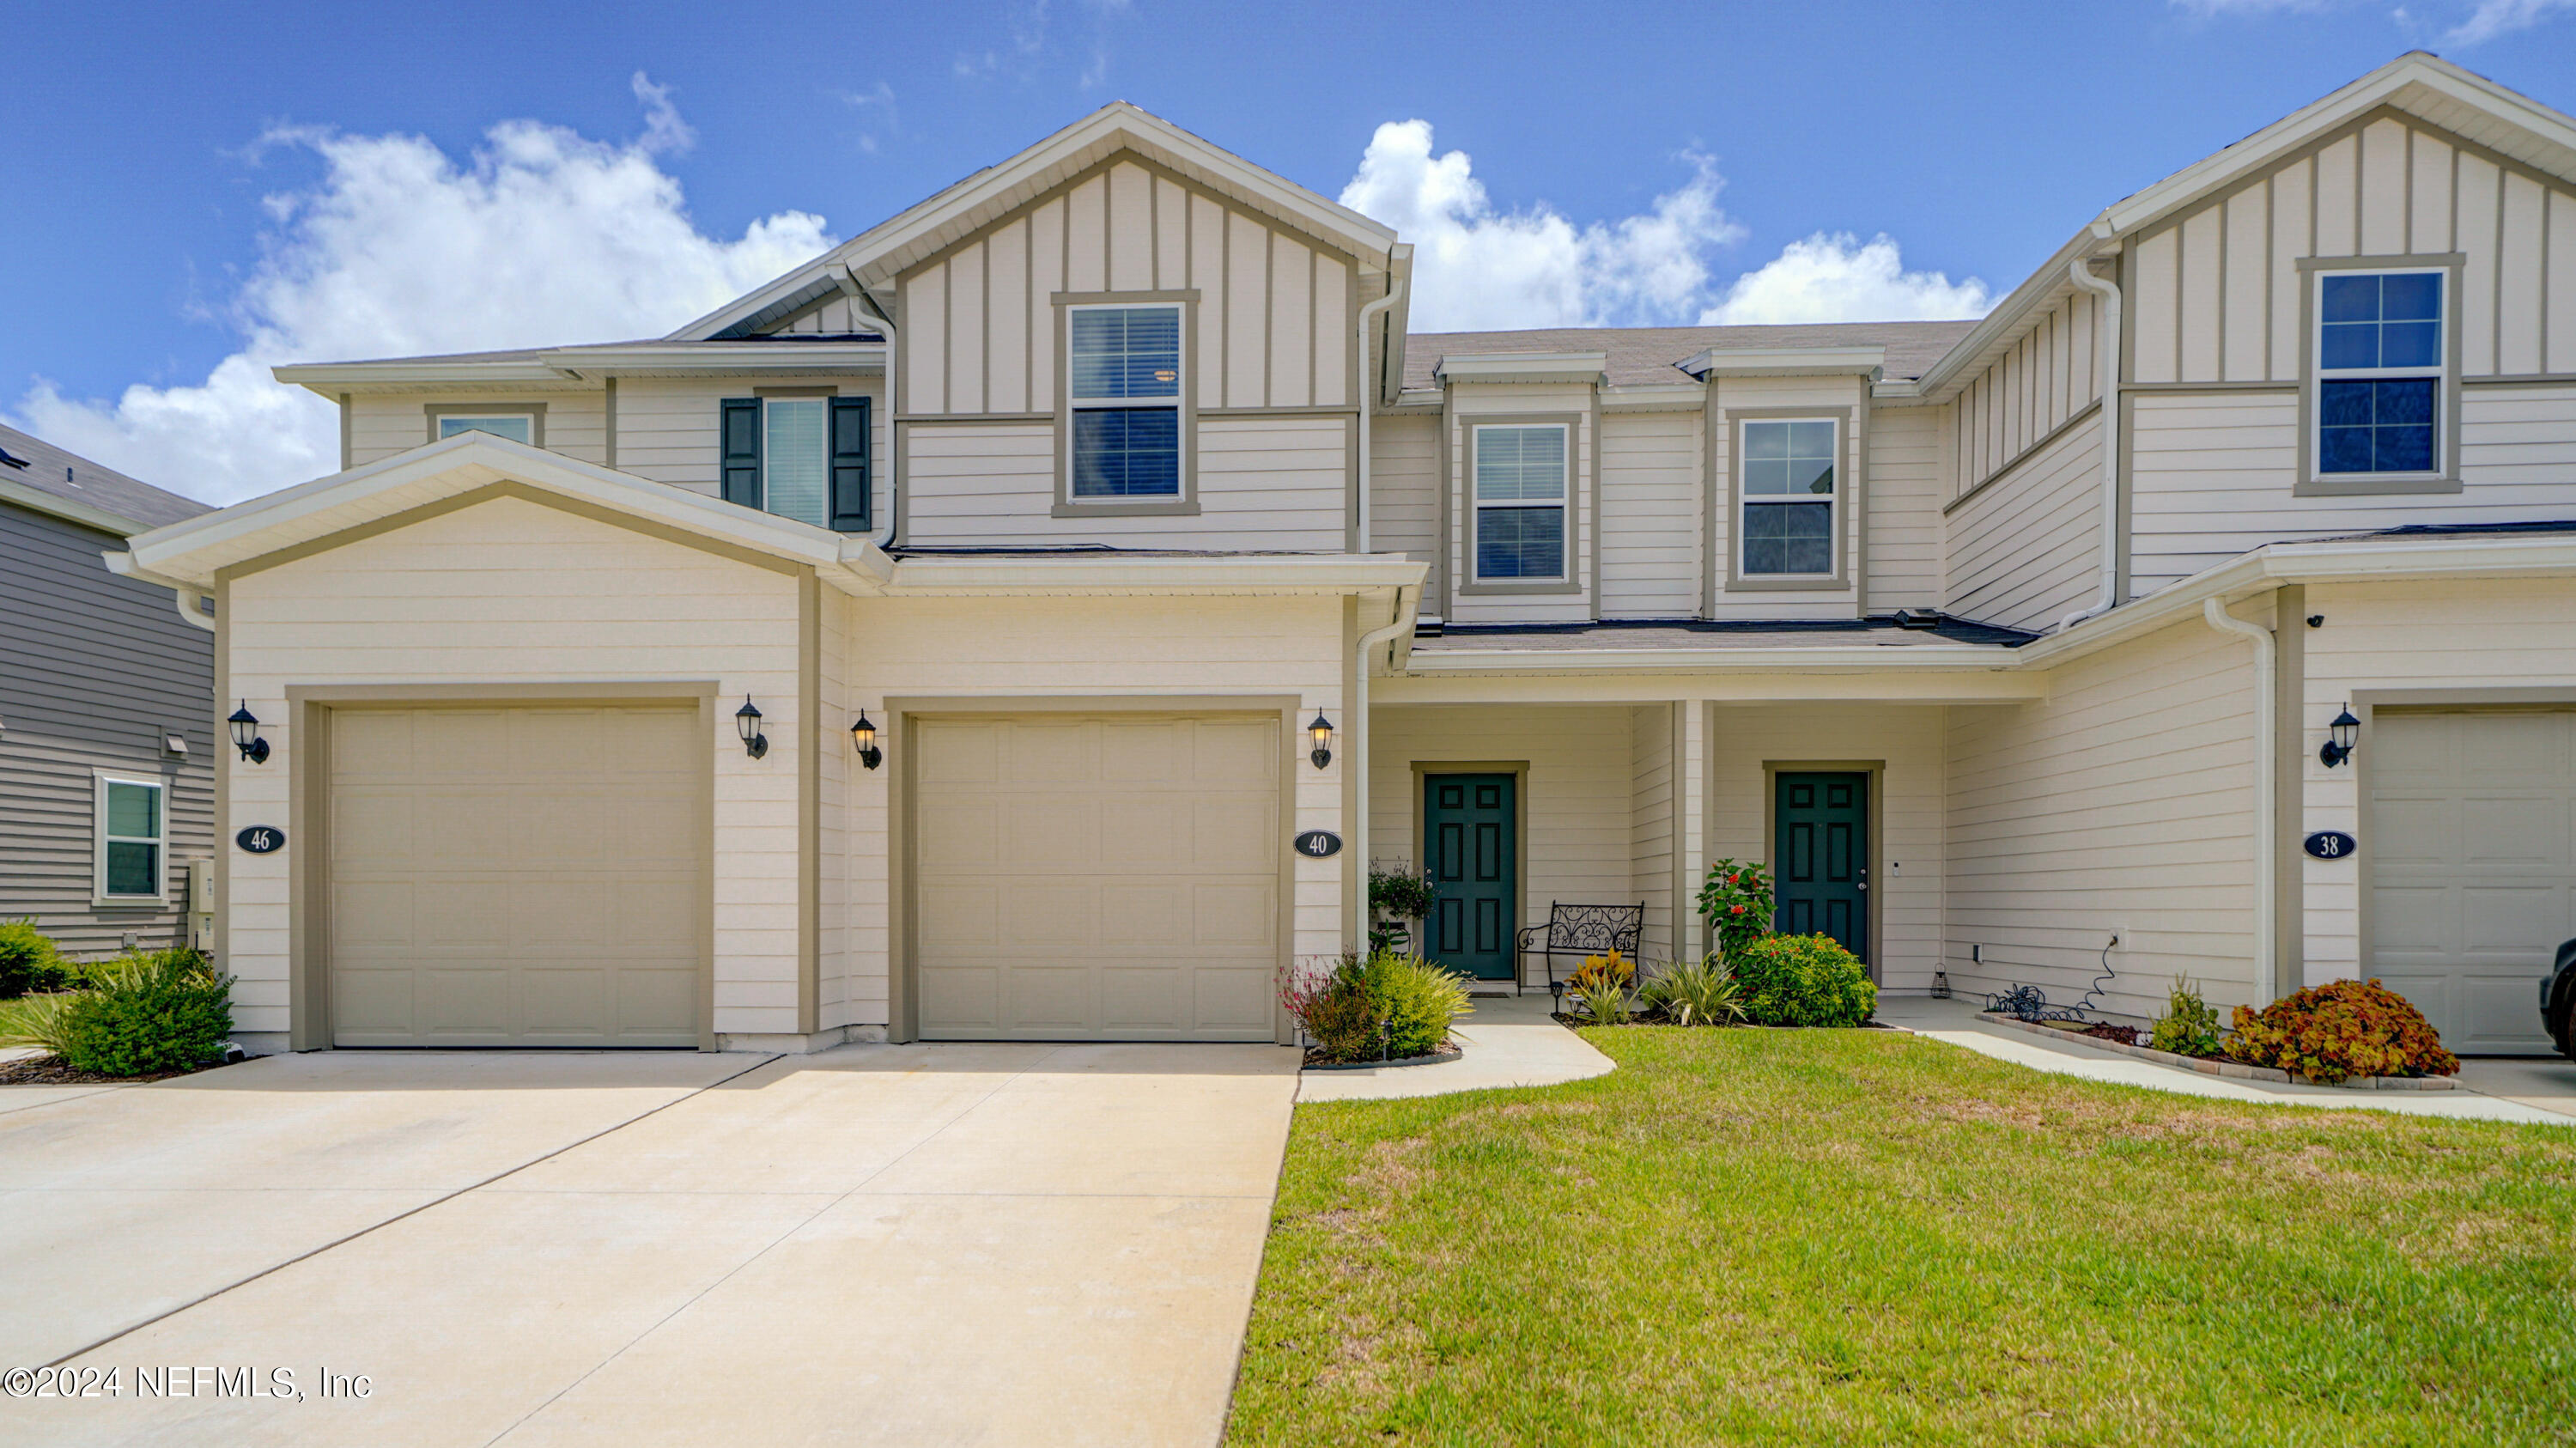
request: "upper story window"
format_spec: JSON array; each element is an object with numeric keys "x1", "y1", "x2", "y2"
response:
[
  {"x1": 1067, "y1": 304, "x2": 1183, "y2": 498},
  {"x1": 720, "y1": 395, "x2": 872, "y2": 532},
  {"x1": 1472, "y1": 423, "x2": 1569, "y2": 581},
  {"x1": 94, "y1": 772, "x2": 166, "y2": 904},
  {"x1": 2316, "y1": 270, "x2": 2444, "y2": 477},
  {"x1": 1740, "y1": 418, "x2": 1837, "y2": 577},
  {"x1": 435, "y1": 414, "x2": 534, "y2": 445}
]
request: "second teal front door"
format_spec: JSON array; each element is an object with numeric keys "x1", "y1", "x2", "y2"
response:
[{"x1": 1424, "y1": 774, "x2": 1516, "y2": 980}]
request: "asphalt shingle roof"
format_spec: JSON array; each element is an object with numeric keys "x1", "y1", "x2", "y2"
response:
[{"x1": 0, "y1": 422, "x2": 210, "y2": 532}]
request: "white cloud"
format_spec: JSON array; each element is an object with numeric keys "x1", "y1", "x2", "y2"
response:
[
  {"x1": 1699, "y1": 233, "x2": 1991, "y2": 325},
  {"x1": 12, "y1": 74, "x2": 833, "y2": 505},
  {"x1": 2443, "y1": 0, "x2": 2576, "y2": 42},
  {"x1": 2173, "y1": 0, "x2": 2575, "y2": 41}
]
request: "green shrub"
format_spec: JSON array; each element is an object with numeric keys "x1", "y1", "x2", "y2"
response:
[
  {"x1": 2148, "y1": 976, "x2": 2224, "y2": 1057},
  {"x1": 1636, "y1": 956, "x2": 1746, "y2": 1026},
  {"x1": 0, "y1": 989, "x2": 86, "y2": 1058},
  {"x1": 0, "y1": 919, "x2": 69, "y2": 999},
  {"x1": 1728, "y1": 934, "x2": 1875, "y2": 1027},
  {"x1": 1696, "y1": 859, "x2": 1775, "y2": 965},
  {"x1": 56, "y1": 949, "x2": 233, "y2": 1078},
  {"x1": 1280, "y1": 950, "x2": 1472, "y2": 1062},
  {"x1": 2226, "y1": 977, "x2": 2459, "y2": 1084}
]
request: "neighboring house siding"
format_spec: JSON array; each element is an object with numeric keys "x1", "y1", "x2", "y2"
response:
[
  {"x1": 1865, "y1": 405, "x2": 1943, "y2": 612},
  {"x1": 1598, "y1": 411, "x2": 1699, "y2": 619},
  {"x1": 1941, "y1": 419, "x2": 2102, "y2": 632},
  {"x1": 1944, "y1": 612, "x2": 2263, "y2": 1018},
  {"x1": 0, "y1": 503, "x2": 215, "y2": 958},
  {"x1": 222, "y1": 496, "x2": 804, "y2": 1041}
]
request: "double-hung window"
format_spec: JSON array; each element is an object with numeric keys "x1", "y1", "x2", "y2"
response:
[
  {"x1": 1066, "y1": 304, "x2": 1184, "y2": 499},
  {"x1": 1740, "y1": 418, "x2": 1837, "y2": 577},
  {"x1": 1472, "y1": 424, "x2": 1569, "y2": 581},
  {"x1": 2315, "y1": 270, "x2": 2444, "y2": 478},
  {"x1": 720, "y1": 395, "x2": 872, "y2": 532},
  {"x1": 94, "y1": 773, "x2": 167, "y2": 904}
]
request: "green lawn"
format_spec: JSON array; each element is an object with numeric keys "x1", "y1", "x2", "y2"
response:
[{"x1": 1228, "y1": 1026, "x2": 2576, "y2": 1447}]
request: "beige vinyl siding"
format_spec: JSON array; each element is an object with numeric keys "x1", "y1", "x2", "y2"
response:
[
  {"x1": 902, "y1": 414, "x2": 1349, "y2": 549},
  {"x1": 1708, "y1": 704, "x2": 1946, "y2": 992},
  {"x1": 2122, "y1": 113, "x2": 2576, "y2": 385},
  {"x1": 1945, "y1": 292, "x2": 2101, "y2": 502},
  {"x1": 2293, "y1": 576, "x2": 2576, "y2": 986},
  {"x1": 1630, "y1": 704, "x2": 1677, "y2": 964},
  {"x1": 817, "y1": 581, "x2": 853, "y2": 1031},
  {"x1": 896, "y1": 159, "x2": 1358, "y2": 417},
  {"x1": 1941, "y1": 420, "x2": 2101, "y2": 632},
  {"x1": 842, "y1": 593, "x2": 1348, "y2": 1024},
  {"x1": 1370, "y1": 703, "x2": 1635, "y2": 988},
  {"x1": 1704, "y1": 374, "x2": 1865, "y2": 621},
  {"x1": 346, "y1": 392, "x2": 608, "y2": 470},
  {"x1": 2128, "y1": 384, "x2": 2576, "y2": 595},
  {"x1": 602, "y1": 377, "x2": 890, "y2": 519},
  {"x1": 1597, "y1": 411, "x2": 1699, "y2": 619},
  {"x1": 1368, "y1": 412, "x2": 1439, "y2": 570},
  {"x1": 1944, "y1": 614, "x2": 2263, "y2": 1017},
  {"x1": 1446, "y1": 386, "x2": 1597, "y2": 626},
  {"x1": 1866, "y1": 405, "x2": 1941, "y2": 612},
  {"x1": 222, "y1": 495, "x2": 804, "y2": 1041}
]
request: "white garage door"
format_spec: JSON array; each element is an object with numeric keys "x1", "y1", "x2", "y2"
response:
[
  {"x1": 2369, "y1": 708, "x2": 2576, "y2": 1056},
  {"x1": 913, "y1": 713, "x2": 1281, "y2": 1041},
  {"x1": 329, "y1": 705, "x2": 705, "y2": 1047}
]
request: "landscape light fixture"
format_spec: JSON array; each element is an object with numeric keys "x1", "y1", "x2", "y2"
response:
[
  {"x1": 1308, "y1": 709, "x2": 1334, "y2": 770},
  {"x1": 228, "y1": 703, "x2": 270, "y2": 764},
  {"x1": 736, "y1": 696, "x2": 769, "y2": 759},
  {"x1": 2319, "y1": 706, "x2": 2360, "y2": 769},
  {"x1": 850, "y1": 711, "x2": 882, "y2": 770}
]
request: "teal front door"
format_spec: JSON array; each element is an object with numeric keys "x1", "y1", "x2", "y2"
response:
[
  {"x1": 1424, "y1": 774, "x2": 1516, "y2": 980},
  {"x1": 1774, "y1": 771, "x2": 1868, "y2": 963}
]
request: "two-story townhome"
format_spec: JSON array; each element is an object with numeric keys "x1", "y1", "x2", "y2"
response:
[{"x1": 115, "y1": 52, "x2": 2576, "y2": 1057}]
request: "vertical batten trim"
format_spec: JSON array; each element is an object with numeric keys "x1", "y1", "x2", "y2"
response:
[
  {"x1": 2403, "y1": 127, "x2": 2417, "y2": 255},
  {"x1": 337, "y1": 394, "x2": 352, "y2": 472},
  {"x1": 603, "y1": 377, "x2": 618, "y2": 470},
  {"x1": 2494, "y1": 163, "x2": 2508, "y2": 375},
  {"x1": 2215, "y1": 195, "x2": 2229, "y2": 380},
  {"x1": 2264, "y1": 176, "x2": 2278, "y2": 380}
]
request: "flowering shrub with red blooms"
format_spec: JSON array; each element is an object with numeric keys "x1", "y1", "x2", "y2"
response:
[
  {"x1": 1695, "y1": 859, "x2": 1775, "y2": 964},
  {"x1": 2225, "y1": 977, "x2": 2460, "y2": 1084}
]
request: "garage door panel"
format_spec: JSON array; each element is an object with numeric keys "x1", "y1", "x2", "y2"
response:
[
  {"x1": 1193, "y1": 719, "x2": 1275, "y2": 780},
  {"x1": 1100, "y1": 721, "x2": 1181, "y2": 782},
  {"x1": 1194, "y1": 968, "x2": 1273, "y2": 1031},
  {"x1": 1100, "y1": 799, "x2": 1191, "y2": 866},
  {"x1": 918, "y1": 721, "x2": 998, "y2": 784},
  {"x1": 1100, "y1": 884, "x2": 1190, "y2": 946},
  {"x1": 1002, "y1": 883, "x2": 1101, "y2": 952},
  {"x1": 1004, "y1": 723, "x2": 1091, "y2": 785},
  {"x1": 2460, "y1": 798, "x2": 2565, "y2": 863},
  {"x1": 1194, "y1": 800, "x2": 1278, "y2": 868},
  {"x1": 919, "y1": 883, "x2": 999, "y2": 946},
  {"x1": 1003, "y1": 798, "x2": 1100, "y2": 867},
  {"x1": 1100, "y1": 966, "x2": 1183, "y2": 1029},
  {"x1": 330, "y1": 703, "x2": 703, "y2": 1047},
  {"x1": 2370, "y1": 797, "x2": 2451, "y2": 862},
  {"x1": 919, "y1": 800, "x2": 1000, "y2": 869},
  {"x1": 918, "y1": 964, "x2": 1000, "y2": 1032},
  {"x1": 1007, "y1": 966, "x2": 1093, "y2": 1031}
]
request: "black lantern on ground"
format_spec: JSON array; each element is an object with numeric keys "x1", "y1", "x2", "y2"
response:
[
  {"x1": 2320, "y1": 705, "x2": 2360, "y2": 768},
  {"x1": 1308, "y1": 709, "x2": 1334, "y2": 770},
  {"x1": 735, "y1": 696, "x2": 769, "y2": 759},
  {"x1": 228, "y1": 702, "x2": 270, "y2": 764},
  {"x1": 850, "y1": 710, "x2": 882, "y2": 770}
]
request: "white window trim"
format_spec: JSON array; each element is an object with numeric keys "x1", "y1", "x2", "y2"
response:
[
  {"x1": 2309, "y1": 265, "x2": 2450, "y2": 485},
  {"x1": 93, "y1": 770, "x2": 169, "y2": 908},
  {"x1": 1063, "y1": 301, "x2": 1188, "y2": 505},
  {"x1": 760, "y1": 395, "x2": 830, "y2": 529},
  {"x1": 424, "y1": 402, "x2": 546, "y2": 450},
  {"x1": 1469, "y1": 422, "x2": 1572, "y2": 584},
  {"x1": 1738, "y1": 416, "x2": 1840, "y2": 581}
]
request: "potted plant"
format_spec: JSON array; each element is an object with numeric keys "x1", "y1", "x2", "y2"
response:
[{"x1": 1367, "y1": 862, "x2": 1434, "y2": 955}]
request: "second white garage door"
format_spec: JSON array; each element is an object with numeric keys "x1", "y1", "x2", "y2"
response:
[
  {"x1": 2370, "y1": 708, "x2": 2576, "y2": 1056},
  {"x1": 913, "y1": 713, "x2": 1283, "y2": 1041}
]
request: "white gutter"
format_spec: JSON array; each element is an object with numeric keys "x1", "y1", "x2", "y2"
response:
[
  {"x1": 103, "y1": 551, "x2": 216, "y2": 632},
  {"x1": 1353, "y1": 270, "x2": 1407, "y2": 554},
  {"x1": 1348, "y1": 597, "x2": 1418, "y2": 949},
  {"x1": 2058, "y1": 254, "x2": 2124, "y2": 634},
  {"x1": 2201, "y1": 598, "x2": 2275, "y2": 1006}
]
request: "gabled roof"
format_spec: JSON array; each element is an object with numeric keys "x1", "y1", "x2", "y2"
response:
[
  {"x1": 673, "y1": 102, "x2": 1404, "y2": 341},
  {"x1": 0, "y1": 421, "x2": 210, "y2": 534}
]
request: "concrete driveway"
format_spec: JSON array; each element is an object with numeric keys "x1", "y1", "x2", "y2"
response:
[{"x1": 2, "y1": 1042, "x2": 1299, "y2": 1447}]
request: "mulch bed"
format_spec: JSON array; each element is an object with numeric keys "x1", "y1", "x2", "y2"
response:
[
  {"x1": 1302, "y1": 1042, "x2": 1463, "y2": 1070},
  {"x1": 1553, "y1": 1013, "x2": 1893, "y2": 1031},
  {"x1": 0, "y1": 1054, "x2": 205, "y2": 1086}
]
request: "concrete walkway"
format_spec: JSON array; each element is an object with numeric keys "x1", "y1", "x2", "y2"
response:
[
  {"x1": 3, "y1": 1042, "x2": 1299, "y2": 1447},
  {"x1": 1297, "y1": 993, "x2": 1613, "y2": 1103},
  {"x1": 1877, "y1": 995, "x2": 2576, "y2": 1128}
]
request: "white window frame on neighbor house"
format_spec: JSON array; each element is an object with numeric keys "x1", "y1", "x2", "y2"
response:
[
  {"x1": 1466, "y1": 420, "x2": 1574, "y2": 591},
  {"x1": 1732, "y1": 413, "x2": 1843, "y2": 587},
  {"x1": 2295, "y1": 254, "x2": 2464, "y2": 497},
  {"x1": 93, "y1": 770, "x2": 168, "y2": 907},
  {"x1": 424, "y1": 403, "x2": 544, "y2": 448},
  {"x1": 1056, "y1": 295, "x2": 1194, "y2": 517}
]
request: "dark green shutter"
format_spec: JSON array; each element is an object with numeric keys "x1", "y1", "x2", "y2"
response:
[
  {"x1": 720, "y1": 399, "x2": 761, "y2": 508},
  {"x1": 829, "y1": 396, "x2": 872, "y2": 532}
]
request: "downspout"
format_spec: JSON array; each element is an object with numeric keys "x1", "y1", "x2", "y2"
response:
[
  {"x1": 2202, "y1": 597, "x2": 2275, "y2": 1008},
  {"x1": 1353, "y1": 267, "x2": 1408, "y2": 555},
  {"x1": 843, "y1": 268, "x2": 898, "y2": 549},
  {"x1": 1347, "y1": 599, "x2": 1414, "y2": 949},
  {"x1": 2058, "y1": 252, "x2": 2123, "y2": 633}
]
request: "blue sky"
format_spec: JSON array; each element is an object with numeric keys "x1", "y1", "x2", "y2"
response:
[{"x1": 8, "y1": 0, "x2": 2575, "y2": 502}]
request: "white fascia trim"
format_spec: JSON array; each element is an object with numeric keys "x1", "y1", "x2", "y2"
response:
[
  {"x1": 882, "y1": 554, "x2": 1428, "y2": 595},
  {"x1": 0, "y1": 476, "x2": 148, "y2": 536},
  {"x1": 125, "y1": 431, "x2": 894, "y2": 594},
  {"x1": 1404, "y1": 642, "x2": 2025, "y2": 675},
  {"x1": 276, "y1": 344, "x2": 887, "y2": 395},
  {"x1": 1679, "y1": 345, "x2": 1886, "y2": 380},
  {"x1": 1601, "y1": 383, "x2": 1710, "y2": 412},
  {"x1": 1434, "y1": 351, "x2": 1609, "y2": 386},
  {"x1": 273, "y1": 359, "x2": 568, "y2": 395}
]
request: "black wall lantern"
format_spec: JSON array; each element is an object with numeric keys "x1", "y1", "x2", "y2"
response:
[
  {"x1": 228, "y1": 702, "x2": 270, "y2": 764},
  {"x1": 850, "y1": 710, "x2": 883, "y2": 770},
  {"x1": 2319, "y1": 705, "x2": 2360, "y2": 768},
  {"x1": 1308, "y1": 709, "x2": 1334, "y2": 770},
  {"x1": 735, "y1": 696, "x2": 769, "y2": 759}
]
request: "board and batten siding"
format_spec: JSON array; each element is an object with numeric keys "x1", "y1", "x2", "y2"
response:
[
  {"x1": 221, "y1": 495, "x2": 805, "y2": 1042},
  {"x1": 902, "y1": 414, "x2": 1349, "y2": 550},
  {"x1": 1945, "y1": 290, "x2": 2104, "y2": 503},
  {"x1": 1940, "y1": 419, "x2": 2102, "y2": 633},
  {"x1": 0, "y1": 503, "x2": 216, "y2": 958},
  {"x1": 1945, "y1": 611, "x2": 2263, "y2": 1018},
  {"x1": 2293, "y1": 575, "x2": 2576, "y2": 985},
  {"x1": 1598, "y1": 411, "x2": 1699, "y2": 619}
]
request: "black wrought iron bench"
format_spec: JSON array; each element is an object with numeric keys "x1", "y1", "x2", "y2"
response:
[{"x1": 1520, "y1": 903, "x2": 1645, "y2": 1004}]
